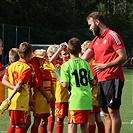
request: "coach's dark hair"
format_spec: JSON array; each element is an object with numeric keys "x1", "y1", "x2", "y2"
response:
[
  {"x1": 68, "y1": 37, "x2": 81, "y2": 55},
  {"x1": 86, "y1": 12, "x2": 106, "y2": 25},
  {"x1": 18, "y1": 42, "x2": 32, "y2": 59}
]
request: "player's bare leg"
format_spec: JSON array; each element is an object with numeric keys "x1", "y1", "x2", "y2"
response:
[
  {"x1": 80, "y1": 123, "x2": 88, "y2": 133},
  {"x1": 68, "y1": 123, "x2": 77, "y2": 133}
]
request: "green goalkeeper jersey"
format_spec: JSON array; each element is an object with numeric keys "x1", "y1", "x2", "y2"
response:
[{"x1": 60, "y1": 57, "x2": 93, "y2": 110}]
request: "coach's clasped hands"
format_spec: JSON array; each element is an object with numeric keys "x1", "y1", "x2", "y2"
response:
[{"x1": 93, "y1": 63, "x2": 107, "y2": 73}]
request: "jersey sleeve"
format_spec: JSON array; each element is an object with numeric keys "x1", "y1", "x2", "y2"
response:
[
  {"x1": 109, "y1": 31, "x2": 125, "y2": 51},
  {"x1": 20, "y1": 68, "x2": 32, "y2": 83},
  {"x1": 4, "y1": 67, "x2": 9, "y2": 76},
  {"x1": 29, "y1": 57, "x2": 43, "y2": 87},
  {"x1": 60, "y1": 63, "x2": 69, "y2": 82}
]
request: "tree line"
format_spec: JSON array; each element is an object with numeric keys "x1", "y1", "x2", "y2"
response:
[{"x1": 0, "y1": 0, "x2": 133, "y2": 54}]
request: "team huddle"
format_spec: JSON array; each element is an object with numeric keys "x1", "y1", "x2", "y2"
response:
[
  {"x1": 0, "y1": 12, "x2": 127, "y2": 133},
  {"x1": 0, "y1": 38, "x2": 103, "y2": 133}
]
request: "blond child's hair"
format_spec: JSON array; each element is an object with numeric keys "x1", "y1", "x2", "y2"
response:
[
  {"x1": 81, "y1": 40, "x2": 91, "y2": 54},
  {"x1": 47, "y1": 45, "x2": 60, "y2": 60},
  {"x1": 34, "y1": 49, "x2": 47, "y2": 57},
  {"x1": 9, "y1": 48, "x2": 19, "y2": 64},
  {"x1": 47, "y1": 45, "x2": 59, "y2": 55},
  {"x1": 81, "y1": 40, "x2": 91, "y2": 49}
]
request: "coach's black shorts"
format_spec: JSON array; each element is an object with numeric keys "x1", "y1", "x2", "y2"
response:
[{"x1": 97, "y1": 79, "x2": 124, "y2": 109}]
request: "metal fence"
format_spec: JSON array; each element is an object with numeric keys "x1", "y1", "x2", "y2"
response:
[
  {"x1": 0, "y1": 24, "x2": 30, "y2": 64},
  {"x1": 31, "y1": 44, "x2": 54, "y2": 51},
  {"x1": 0, "y1": 23, "x2": 133, "y2": 65}
]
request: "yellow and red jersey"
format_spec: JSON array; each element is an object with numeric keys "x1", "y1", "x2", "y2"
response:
[
  {"x1": 37, "y1": 56, "x2": 54, "y2": 91},
  {"x1": 89, "y1": 59, "x2": 98, "y2": 105},
  {"x1": 54, "y1": 60, "x2": 69, "y2": 103},
  {"x1": 5, "y1": 60, "x2": 32, "y2": 111},
  {"x1": 30, "y1": 55, "x2": 54, "y2": 114},
  {"x1": 29, "y1": 56, "x2": 43, "y2": 88},
  {"x1": 89, "y1": 59, "x2": 97, "y2": 79},
  {"x1": 55, "y1": 80, "x2": 69, "y2": 102}
]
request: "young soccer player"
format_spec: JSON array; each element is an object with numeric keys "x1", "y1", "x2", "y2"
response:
[
  {"x1": 88, "y1": 59, "x2": 105, "y2": 133},
  {"x1": 50, "y1": 43, "x2": 70, "y2": 133},
  {"x1": 47, "y1": 45, "x2": 60, "y2": 133},
  {"x1": 32, "y1": 50, "x2": 55, "y2": 133},
  {"x1": 2, "y1": 47, "x2": 33, "y2": 132},
  {"x1": 2, "y1": 48, "x2": 19, "y2": 90},
  {"x1": 0, "y1": 48, "x2": 19, "y2": 117},
  {"x1": 81, "y1": 41, "x2": 105, "y2": 133},
  {"x1": 30, "y1": 52, "x2": 55, "y2": 133},
  {"x1": 60, "y1": 37, "x2": 94, "y2": 133},
  {"x1": 3, "y1": 42, "x2": 32, "y2": 133}
]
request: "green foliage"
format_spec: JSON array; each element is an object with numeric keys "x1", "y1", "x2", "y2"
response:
[
  {"x1": 0, "y1": 0, "x2": 133, "y2": 53},
  {"x1": 96, "y1": 1, "x2": 133, "y2": 54}
]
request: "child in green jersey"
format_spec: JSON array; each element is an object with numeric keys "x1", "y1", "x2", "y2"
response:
[
  {"x1": 81, "y1": 41, "x2": 105, "y2": 133},
  {"x1": 60, "y1": 37, "x2": 94, "y2": 133}
]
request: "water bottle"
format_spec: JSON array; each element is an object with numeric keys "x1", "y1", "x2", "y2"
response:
[{"x1": 0, "y1": 99, "x2": 9, "y2": 116}]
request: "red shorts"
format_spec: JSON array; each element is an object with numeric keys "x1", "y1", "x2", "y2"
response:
[
  {"x1": 91, "y1": 105, "x2": 101, "y2": 113},
  {"x1": 55, "y1": 102, "x2": 68, "y2": 118},
  {"x1": 9, "y1": 110, "x2": 29, "y2": 125},
  {"x1": 34, "y1": 113, "x2": 50, "y2": 118},
  {"x1": 68, "y1": 110, "x2": 90, "y2": 124}
]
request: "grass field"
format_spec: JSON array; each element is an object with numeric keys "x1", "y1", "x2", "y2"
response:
[{"x1": 0, "y1": 67, "x2": 133, "y2": 133}]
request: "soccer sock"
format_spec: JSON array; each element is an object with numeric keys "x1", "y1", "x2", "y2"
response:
[
  {"x1": 88, "y1": 124, "x2": 96, "y2": 133},
  {"x1": 97, "y1": 121, "x2": 105, "y2": 133},
  {"x1": 40, "y1": 123, "x2": 47, "y2": 133},
  {"x1": 48, "y1": 116, "x2": 55, "y2": 133},
  {"x1": 56, "y1": 119, "x2": 64, "y2": 133},
  {"x1": 7, "y1": 125, "x2": 15, "y2": 133},
  {"x1": 15, "y1": 126, "x2": 25, "y2": 133},
  {"x1": 31, "y1": 125, "x2": 38, "y2": 133}
]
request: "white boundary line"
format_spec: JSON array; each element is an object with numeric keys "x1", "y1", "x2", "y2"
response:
[{"x1": 0, "y1": 121, "x2": 133, "y2": 133}]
